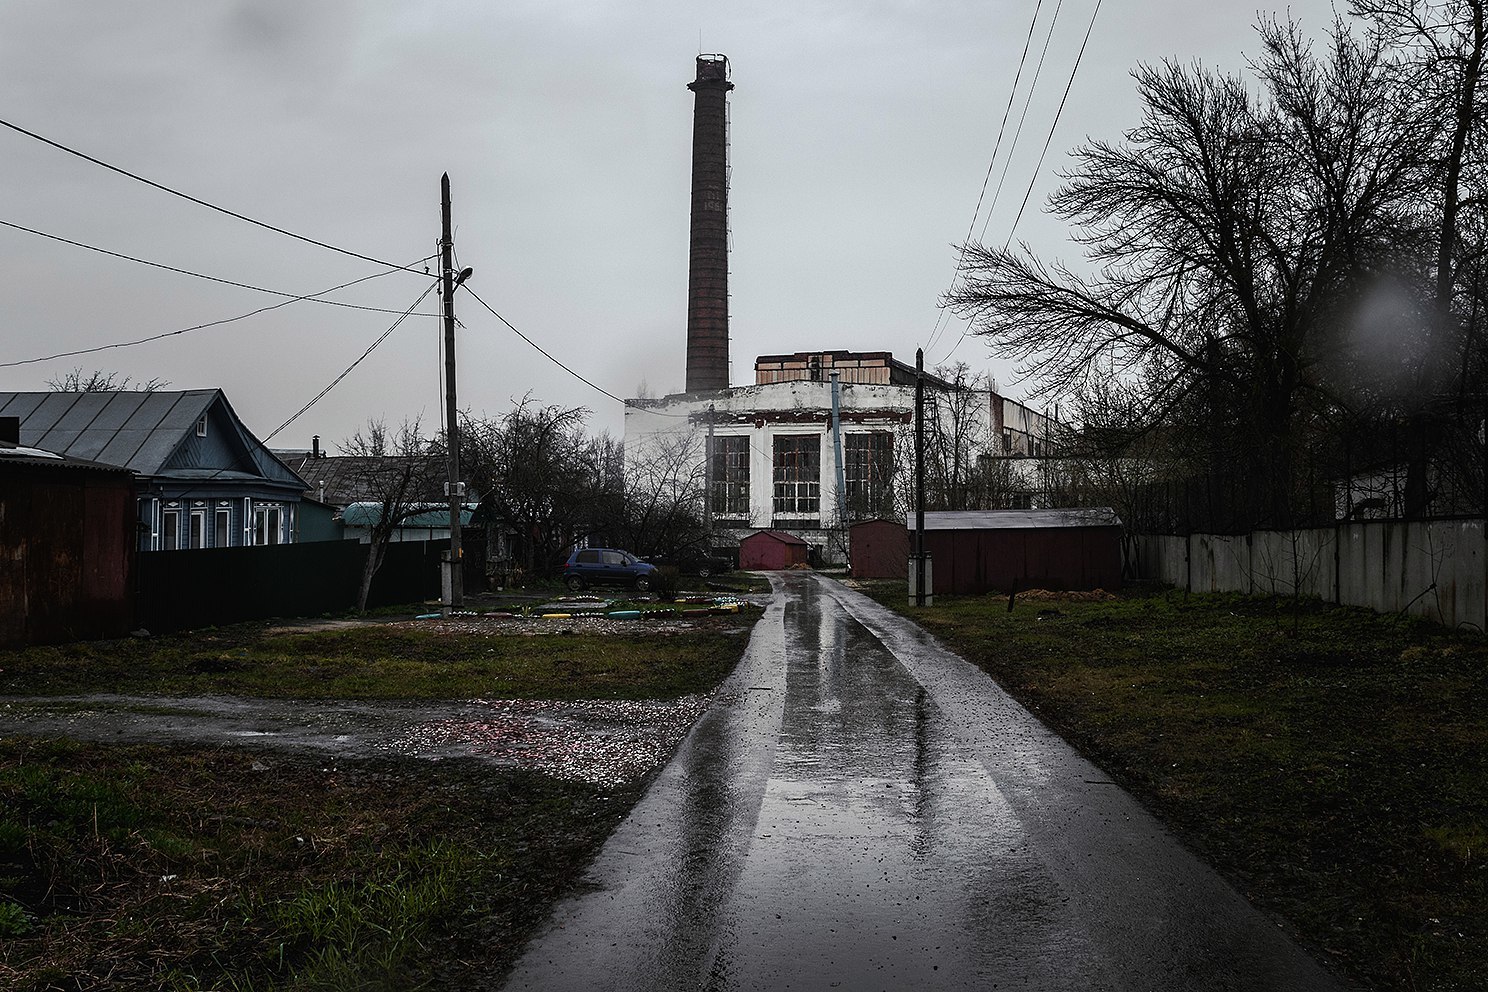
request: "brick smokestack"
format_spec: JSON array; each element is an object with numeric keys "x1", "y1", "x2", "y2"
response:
[{"x1": 686, "y1": 54, "x2": 733, "y2": 392}]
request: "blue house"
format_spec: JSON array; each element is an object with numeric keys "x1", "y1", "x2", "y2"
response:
[{"x1": 0, "y1": 390, "x2": 307, "y2": 551}]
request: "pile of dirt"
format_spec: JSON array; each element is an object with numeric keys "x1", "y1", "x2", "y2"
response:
[{"x1": 1006, "y1": 588, "x2": 1118, "y2": 602}]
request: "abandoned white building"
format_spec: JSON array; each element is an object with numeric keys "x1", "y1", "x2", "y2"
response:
[{"x1": 624, "y1": 350, "x2": 1056, "y2": 562}]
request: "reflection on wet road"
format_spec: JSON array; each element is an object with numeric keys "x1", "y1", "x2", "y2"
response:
[{"x1": 503, "y1": 573, "x2": 1347, "y2": 991}]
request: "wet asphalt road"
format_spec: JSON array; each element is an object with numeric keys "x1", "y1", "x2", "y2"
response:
[{"x1": 501, "y1": 572, "x2": 1349, "y2": 991}]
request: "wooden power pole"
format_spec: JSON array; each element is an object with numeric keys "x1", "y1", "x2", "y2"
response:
[
  {"x1": 914, "y1": 347, "x2": 927, "y2": 607},
  {"x1": 441, "y1": 173, "x2": 463, "y2": 609},
  {"x1": 704, "y1": 403, "x2": 715, "y2": 537}
]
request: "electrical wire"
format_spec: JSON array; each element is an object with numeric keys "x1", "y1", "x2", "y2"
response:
[
  {"x1": 0, "y1": 255, "x2": 437, "y2": 370},
  {"x1": 924, "y1": 0, "x2": 1046, "y2": 354},
  {"x1": 943, "y1": 0, "x2": 1104, "y2": 363},
  {"x1": 122, "y1": 281, "x2": 438, "y2": 507},
  {"x1": 0, "y1": 218, "x2": 439, "y2": 315},
  {"x1": 0, "y1": 116, "x2": 427, "y2": 275},
  {"x1": 933, "y1": 0, "x2": 1066, "y2": 363},
  {"x1": 458, "y1": 285, "x2": 693, "y2": 419},
  {"x1": 1003, "y1": 0, "x2": 1104, "y2": 252},
  {"x1": 264, "y1": 282, "x2": 438, "y2": 443},
  {"x1": 976, "y1": 0, "x2": 1066, "y2": 247}
]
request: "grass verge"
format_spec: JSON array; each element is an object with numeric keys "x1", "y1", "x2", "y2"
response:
[
  {"x1": 862, "y1": 582, "x2": 1487, "y2": 992},
  {"x1": 0, "y1": 739, "x2": 634, "y2": 991},
  {"x1": 0, "y1": 614, "x2": 755, "y2": 700}
]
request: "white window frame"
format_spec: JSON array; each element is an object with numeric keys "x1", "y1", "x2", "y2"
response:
[
  {"x1": 161, "y1": 508, "x2": 181, "y2": 551},
  {"x1": 253, "y1": 504, "x2": 285, "y2": 545}
]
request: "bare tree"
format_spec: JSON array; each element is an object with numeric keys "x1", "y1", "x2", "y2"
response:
[
  {"x1": 459, "y1": 398, "x2": 606, "y2": 576},
  {"x1": 884, "y1": 367, "x2": 1041, "y2": 515},
  {"x1": 46, "y1": 368, "x2": 169, "y2": 391},
  {"x1": 614, "y1": 429, "x2": 708, "y2": 556},
  {"x1": 947, "y1": 19, "x2": 1431, "y2": 529},
  {"x1": 921, "y1": 364, "x2": 994, "y2": 511},
  {"x1": 338, "y1": 418, "x2": 438, "y2": 612},
  {"x1": 1348, "y1": 0, "x2": 1488, "y2": 514}
]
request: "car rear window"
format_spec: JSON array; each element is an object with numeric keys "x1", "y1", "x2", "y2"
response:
[{"x1": 576, "y1": 550, "x2": 601, "y2": 564}]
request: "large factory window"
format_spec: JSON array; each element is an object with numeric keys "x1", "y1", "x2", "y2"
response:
[
  {"x1": 772, "y1": 434, "x2": 820, "y2": 515},
  {"x1": 710, "y1": 435, "x2": 750, "y2": 519},
  {"x1": 845, "y1": 431, "x2": 894, "y2": 516}
]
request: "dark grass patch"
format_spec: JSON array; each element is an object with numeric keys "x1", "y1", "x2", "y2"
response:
[
  {"x1": 862, "y1": 583, "x2": 1488, "y2": 992},
  {"x1": 0, "y1": 738, "x2": 636, "y2": 991},
  {"x1": 0, "y1": 616, "x2": 754, "y2": 701}
]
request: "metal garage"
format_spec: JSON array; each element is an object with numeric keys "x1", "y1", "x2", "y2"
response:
[{"x1": 920, "y1": 508, "x2": 1122, "y2": 595}]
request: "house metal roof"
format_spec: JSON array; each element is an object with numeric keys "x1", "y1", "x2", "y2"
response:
[
  {"x1": 278, "y1": 454, "x2": 446, "y2": 506},
  {"x1": 0, "y1": 390, "x2": 214, "y2": 472},
  {"x1": 922, "y1": 508, "x2": 1122, "y2": 530},
  {"x1": 0, "y1": 390, "x2": 304, "y2": 492},
  {"x1": 341, "y1": 502, "x2": 477, "y2": 528}
]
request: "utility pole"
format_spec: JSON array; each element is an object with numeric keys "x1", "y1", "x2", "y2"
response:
[
  {"x1": 704, "y1": 402, "x2": 715, "y2": 536},
  {"x1": 830, "y1": 369, "x2": 847, "y2": 527},
  {"x1": 441, "y1": 173, "x2": 463, "y2": 609},
  {"x1": 913, "y1": 348, "x2": 928, "y2": 607}
]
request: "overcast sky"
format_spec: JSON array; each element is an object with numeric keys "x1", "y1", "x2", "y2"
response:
[{"x1": 0, "y1": 0, "x2": 1341, "y2": 449}]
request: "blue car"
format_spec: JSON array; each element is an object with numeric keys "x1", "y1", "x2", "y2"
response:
[{"x1": 562, "y1": 547, "x2": 658, "y2": 592}]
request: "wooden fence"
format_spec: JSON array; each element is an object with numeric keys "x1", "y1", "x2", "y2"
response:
[{"x1": 1129, "y1": 519, "x2": 1486, "y2": 632}]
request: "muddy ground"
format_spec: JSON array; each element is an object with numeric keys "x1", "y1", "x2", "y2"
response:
[{"x1": 0, "y1": 691, "x2": 713, "y2": 788}]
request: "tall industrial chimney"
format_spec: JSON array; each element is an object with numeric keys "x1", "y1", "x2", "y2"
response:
[{"x1": 686, "y1": 54, "x2": 733, "y2": 393}]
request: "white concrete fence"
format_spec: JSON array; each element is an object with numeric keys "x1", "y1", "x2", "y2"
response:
[{"x1": 1129, "y1": 519, "x2": 1487, "y2": 632}]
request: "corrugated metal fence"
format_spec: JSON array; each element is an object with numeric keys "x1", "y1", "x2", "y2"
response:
[
  {"x1": 136, "y1": 539, "x2": 447, "y2": 634},
  {"x1": 1130, "y1": 519, "x2": 1486, "y2": 632}
]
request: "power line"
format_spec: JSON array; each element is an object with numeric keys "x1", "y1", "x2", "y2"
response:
[
  {"x1": 977, "y1": 0, "x2": 1066, "y2": 246},
  {"x1": 0, "y1": 255, "x2": 437, "y2": 370},
  {"x1": 264, "y1": 283, "x2": 439, "y2": 444},
  {"x1": 924, "y1": 0, "x2": 1046, "y2": 354},
  {"x1": 944, "y1": 0, "x2": 1104, "y2": 363},
  {"x1": 935, "y1": 0, "x2": 1066, "y2": 364},
  {"x1": 459, "y1": 285, "x2": 692, "y2": 419},
  {"x1": 130, "y1": 281, "x2": 437, "y2": 506},
  {"x1": 0, "y1": 218, "x2": 439, "y2": 315},
  {"x1": 0, "y1": 116, "x2": 426, "y2": 275},
  {"x1": 1003, "y1": 0, "x2": 1104, "y2": 251}
]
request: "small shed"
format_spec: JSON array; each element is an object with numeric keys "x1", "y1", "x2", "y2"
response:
[
  {"x1": 739, "y1": 529, "x2": 810, "y2": 570},
  {"x1": 849, "y1": 518, "x2": 909, "y2": 579},
  {"x1": 295, "y1": 497, "x2": 344, "y2": 542},
  {"x1": 920, "y1": 508, "x2": 1122, "y2": 595},
  {"x1": 1, "y1": 439, "x2": 137, "y2": 647}
]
